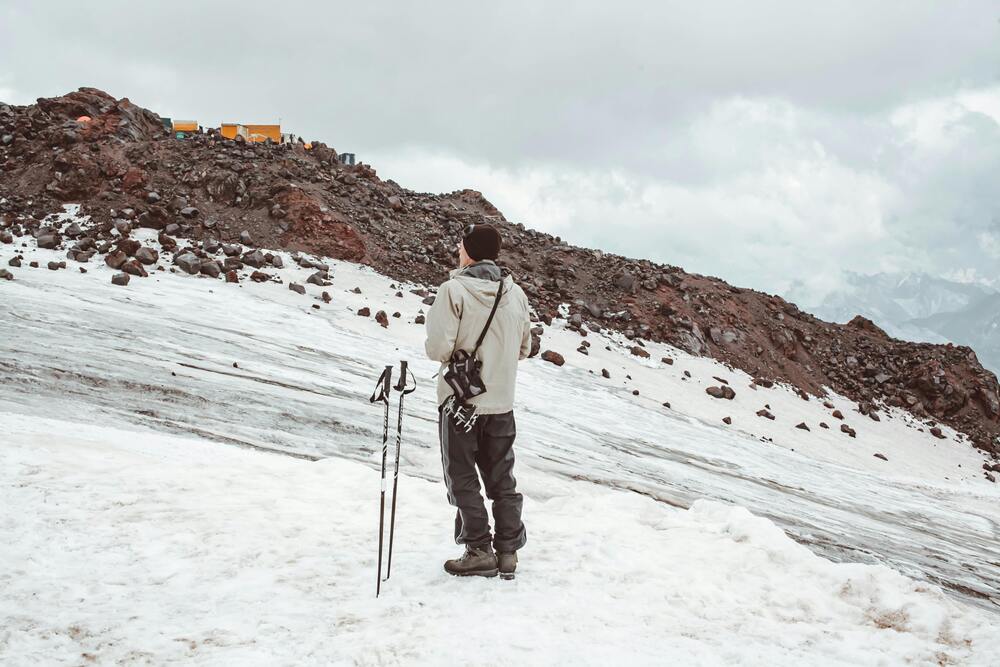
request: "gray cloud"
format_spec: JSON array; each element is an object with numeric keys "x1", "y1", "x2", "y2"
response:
[{"x1": 2, "y1": 0, "x2": 999, "y2": 302}]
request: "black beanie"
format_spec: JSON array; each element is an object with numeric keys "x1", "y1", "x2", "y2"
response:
[{"x1": 462, "y1": 223, "x2": 502, "y2": 261}]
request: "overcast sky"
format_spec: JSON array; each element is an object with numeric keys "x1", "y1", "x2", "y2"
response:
[{"x1": 2, "y1": 1, "x2": 999, "y2": 303}]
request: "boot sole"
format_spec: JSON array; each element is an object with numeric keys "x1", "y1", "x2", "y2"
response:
[
  {"x1": 499, "y1": 572, "x2": 515, "y2": 581},
  {"x1": 446, "y1": 567, "x2": 499, "y2": 578}
]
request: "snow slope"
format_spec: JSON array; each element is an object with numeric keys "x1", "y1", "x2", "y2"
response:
[
  {"x1": 3, "y1": 415, "x2": 998, "y2": 666},
  {"x1": 2, "y1": 212, "x2": 1000, "y2": 663}
]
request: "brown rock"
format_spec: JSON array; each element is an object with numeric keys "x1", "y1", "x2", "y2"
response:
[
  {"x1": 134, "y1": 247, "x2": 159, "y2": 265},
  {"x1": 105, "y1": 250, "x2": 127, "y2": 270},
  {"x1": 121, "y1": 259, "x2": 147, "y2": 277},
  {"x1": 541, "y1": 350, "x2": 565, "y2": 366},
  {"x1": 630, "y1": 345, "x2": 650, "y2": 359}
]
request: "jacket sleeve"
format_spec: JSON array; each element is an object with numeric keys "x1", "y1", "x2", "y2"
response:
[
  {"x1": 424, "y1": 282, "x2": 461, "y2": 363},
  {"x1": 518, "y1": 293, "x2": 532, "y2": 361}
]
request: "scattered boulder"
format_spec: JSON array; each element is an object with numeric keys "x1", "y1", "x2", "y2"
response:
[
  {"x1": 37, "y1": 233, "x2": 61, "y2": 249},
  {"x1": 795, "y1": 422, "x2": 810, "y2": 431},
  {"x1": 289, "y1": 283, "x2": 306, "y2": 295},
  {"x1": 199, "y1": 260, "x2": 222, "y2": 278},
  {"x1": 661, "y1": 357, "x2": 674, "y2": 365},
  {"x1": 414, "y1": 314, "x2": 425, "y2": 325},
  {"x1": 930, "y1": 427, "x2": 946, "y2": 440},
  {"x1": 706, "y1": 386, "x2": 736, "y2": 400},
  {"x1": 250, "y1": 271, "x2": 270, "y2": 282},
  {"x1": 174, "y1": 252, "x2": 200, "y2": 275},
  {"x1": 541, "y1": 350, "x2": 565, "y2": 366},
  {"x1": 121, "y1": 259, "x2": 148, "y2": 277},
  {"x1": 179, "y1": 206, "x2": 199, "y2": 218},
  {"x1": 306, "y1": 271, "x2": 330, "y2": 286},
  {"x1": 756, "y1": 409, "x2": 775, "y2": 420},
  {"x1": 8, "y1": 257, "x2": 21, "y2": 267},
  {"x1": 47, "y1": 261, "x2": 65, "y2": 271},
  {"x1": 375, "y1": 310, "x2": 389, "y2": 328},
  {"x1": 874, "y1": 453, "x2": 888, "y2": 461},
  {"x1": 134, "y1": 247, "x2": 159, "y2": 265},
  {"x1": 832, "y1": 410, "x2": 844, "y2": 420},
  {"x1": 0, "y1": 268, "x2": 13, "y2": 280},
  {"x1": 358, "y1": 307, "x2": 371, "y2": 317},
  {"x1": 722, "y1": 416, "x2": 732, "y2": 425},
  {"x1": 242, "y1": 250, "x2": 266, "y2": 268},
  {"x1": 630, "y1": 345, "x2": 650, "y2": 359},
  {"x1": 601, "y1": 369, "x2": 610, "y2": 379},
  {"x1": 841, "y1": 424, "x2": 857, "y2": 438},
  {"x1": 111, "y1": 273, "x2": 129, "y2": 286}
]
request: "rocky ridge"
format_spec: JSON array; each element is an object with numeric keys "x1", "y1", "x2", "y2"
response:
[{"x1": 1, "y1": 87, "x2": 998, "y2": 455}]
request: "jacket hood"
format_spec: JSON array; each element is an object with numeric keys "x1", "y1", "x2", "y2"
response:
[{"x1": 449, "y1": 261, "x2": 515, "y2": 307}]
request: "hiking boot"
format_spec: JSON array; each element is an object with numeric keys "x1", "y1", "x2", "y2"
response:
[
  {"x1": 444, "y1": 544, "x2": 498, "y2": 577},
  {"x1": 498, "y1": 551, "x2": 517, "y2": 580}
]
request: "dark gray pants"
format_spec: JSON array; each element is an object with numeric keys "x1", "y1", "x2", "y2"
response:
[{"x1": 438, "y1": 406, "x2": 527, "y2": 553}]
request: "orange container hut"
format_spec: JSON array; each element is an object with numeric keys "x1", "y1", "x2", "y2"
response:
[
  {"x1": 220, "y1": 123, "x2": 281, "y2": 143},
  {"x1": 172, "y1": 120, "x2": 198, "y2": 133}
]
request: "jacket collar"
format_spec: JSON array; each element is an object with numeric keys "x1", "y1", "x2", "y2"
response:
[{"x1": 451, "y1": 260, "x2": 502, "y2": 281}]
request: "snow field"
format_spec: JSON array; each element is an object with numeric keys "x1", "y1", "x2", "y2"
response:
[{"x1": 2, "y1": 415, "x2": 997, "y2": 666}]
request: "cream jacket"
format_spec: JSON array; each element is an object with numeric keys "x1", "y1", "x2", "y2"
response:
[{"x1": 424, "y1": 262, "x2": 532, "y2": 414}]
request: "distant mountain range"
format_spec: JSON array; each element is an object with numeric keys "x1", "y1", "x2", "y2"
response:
[{"x1": 794, "y1": 272, "x2": 1000, "y2": 376}]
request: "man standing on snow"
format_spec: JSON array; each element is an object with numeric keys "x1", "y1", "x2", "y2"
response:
[{"x1": 424, "y1": 223, "x2": 532, "y2": 579}]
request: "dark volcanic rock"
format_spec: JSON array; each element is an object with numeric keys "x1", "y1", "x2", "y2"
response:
[{"x1": 174, "y1": 252, "x2": 200, "y2": 275}]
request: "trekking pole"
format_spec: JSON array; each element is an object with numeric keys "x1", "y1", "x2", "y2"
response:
[
  {"x1": 369, "y1": 364, "x2": 393, "y2": 598},
  {"x1": 385, "y1": 360, "x2": 417, "y2": 582}
]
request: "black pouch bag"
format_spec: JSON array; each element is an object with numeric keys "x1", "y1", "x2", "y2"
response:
[{"x1": 443, "y1": 277, "x2": 504, "y2": 408}]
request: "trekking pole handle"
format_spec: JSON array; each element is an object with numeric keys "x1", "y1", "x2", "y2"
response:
[
  {"x1": 394, "y1": 360, "x2": 408, "y2": 392},
  {"x1": 381, "y1": 364, "x2": 393, "y2": 398},
  {"x1": 370, "y1": 364, "x2": 394, "y2": 404},
  {"x1": 394, "y1": 360, "x2": 417, "y2": 394}
]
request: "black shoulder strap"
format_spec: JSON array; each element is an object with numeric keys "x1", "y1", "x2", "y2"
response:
[{"x1": 471, "y1": 277, "x2": 504, "y2": 358}]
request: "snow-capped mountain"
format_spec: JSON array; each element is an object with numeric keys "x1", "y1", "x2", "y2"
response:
[
  {"x1": 912, "y1": 292, "x2": 1000, "y2": 376},
  {"x1": 796, "y1": 271, "x2": 1000, "y2": 374}
]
